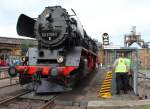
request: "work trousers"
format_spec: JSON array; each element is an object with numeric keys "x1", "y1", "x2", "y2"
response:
[{"x1": 116, "y1": 72, "x2": 128, "y2": 93}]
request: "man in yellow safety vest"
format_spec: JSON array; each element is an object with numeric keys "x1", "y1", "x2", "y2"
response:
[{"x1": 112, "y1": 53, "x2": 128, "y2": 94}]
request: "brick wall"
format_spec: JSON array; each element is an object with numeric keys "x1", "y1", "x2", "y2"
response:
[{"x1": 139, "y1": 48, "x2": 150, "y2": 69}]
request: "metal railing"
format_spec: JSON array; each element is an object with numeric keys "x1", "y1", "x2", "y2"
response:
[
  {"x1": 137, "y1": 72, "x2": 150, "y2": 99},
  {"x1": 0, "y1": 67, "x2": 9, "y2": 79},
  {"x1": 0, "y1": 67, "x2": 19, "y2": 88}
]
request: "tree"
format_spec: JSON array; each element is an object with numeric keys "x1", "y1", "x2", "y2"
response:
[{"x1": 20, "y1": 40, "x2": 29, "y2": 55}]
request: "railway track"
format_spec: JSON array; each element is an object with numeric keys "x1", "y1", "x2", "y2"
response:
[
  {"x1": 0, "y1": 91, "x2": 58, "y2": 109},
  {"x1": 0, "y1": 83, "x2": 19, "y2": 89},
  {"x1": 0, "y1": 96, "x2": 13, "y2": 102},
  {"x1": 0, "y1": 91, "x2": 30, "y2": 105},
  {"x1": 38, "y1": 95, "x2": 58, "y2": 109}
]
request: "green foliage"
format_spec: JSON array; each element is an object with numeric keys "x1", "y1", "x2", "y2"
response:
[
  {"x1": 135, "y1": 105, "x2": 150, "y2": 109},
  {"x1": 20, "y1": 40, "x2": 29, "y2": 55}
]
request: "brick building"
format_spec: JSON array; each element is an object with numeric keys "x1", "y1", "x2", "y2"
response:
[
  {"x1": 98, "y1": 45, "x2": 150, "y2": 69},
  {"x1": 0, "y1": 36, "x2": 37, "y2": 65},
  {"x1": 139, "y1": 48, "x2": 150, "y2": 69}
]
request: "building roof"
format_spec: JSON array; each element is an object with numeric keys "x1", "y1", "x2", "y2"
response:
[
  {"x1": 103, "y1": 45, "x2": 137, "y2": 50},
  {"x1": 0, "y1": 36, "x2": 37, "y2": 45}
]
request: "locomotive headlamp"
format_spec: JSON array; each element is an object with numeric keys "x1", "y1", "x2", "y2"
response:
[
  {"x1": 21, "y1": 56, "x2": 28, "y2": 65},
  {"x1": 21, "y1": 56, "x2": 26, "y2": 62},
  {"x1": 43, "y1": 9, "x2": 49, "y2": 18},
  {"x1": 57, "y1": 56, "x2": 64, "y2": 63}
]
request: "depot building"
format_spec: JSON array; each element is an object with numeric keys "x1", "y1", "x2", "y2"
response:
[{"x1": 0, "y1": 36, "x2": 37, "y2": 61}]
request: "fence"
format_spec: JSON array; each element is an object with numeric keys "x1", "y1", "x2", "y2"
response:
[
  {"x1": 0, "y1": 67, "x2": 19, "y2": 87},
  {"x1": 137, "y1": 72, "x2": 150, "y2": 99},
  {"x1": 0, "y1": 67, "x2": 9, "y2": 79}
]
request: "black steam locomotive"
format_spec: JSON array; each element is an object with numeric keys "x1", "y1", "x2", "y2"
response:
[{"x1": 9, "y1": 6, "x2": 98, "y2": 93}]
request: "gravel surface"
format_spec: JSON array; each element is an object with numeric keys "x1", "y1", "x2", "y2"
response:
[{"x1": 0, "y1": 99, "x2": 44, "y2": 109}]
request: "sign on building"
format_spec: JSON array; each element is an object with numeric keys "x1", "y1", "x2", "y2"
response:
[{"x1": 102, "y1": 33, "x2": 109, "y2": 45}]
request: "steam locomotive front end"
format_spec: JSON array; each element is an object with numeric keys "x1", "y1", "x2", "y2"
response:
[{"x1": 10, "y1": 6, "x2": 98, "y2": 93}]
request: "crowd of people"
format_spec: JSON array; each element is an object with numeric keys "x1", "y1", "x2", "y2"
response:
[{"x1": 0, "y1": 58, "x2": 21, "y2": 67}]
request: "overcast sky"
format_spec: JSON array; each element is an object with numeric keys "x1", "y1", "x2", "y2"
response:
[{"x1": 0, "y1": 0, "x2": 150, "y2": 46}]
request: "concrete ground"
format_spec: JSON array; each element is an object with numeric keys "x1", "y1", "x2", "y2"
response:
[
  {"x1": 53, "y1": 67, "x2": 150, "y2": 109},
  {"x1": 88, "y1": 100, "x2": 150, "y2": 109}
]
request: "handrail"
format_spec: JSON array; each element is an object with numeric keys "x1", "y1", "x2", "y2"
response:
[{"x1": 137, "y1": 71, "x2": 150, "y2": 99}]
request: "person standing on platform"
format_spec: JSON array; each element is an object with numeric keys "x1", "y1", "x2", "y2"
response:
[{"x1": 112, "y1": 53, "x2": 128, "y2": 94}]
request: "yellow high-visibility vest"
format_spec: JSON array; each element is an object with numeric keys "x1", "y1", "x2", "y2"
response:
[
  {"x1": 115, "y1": 58, "x2": 127, "y2": 73},
  {"x1": 125, "y1": 58, "x2": 131, "y2": 69}
]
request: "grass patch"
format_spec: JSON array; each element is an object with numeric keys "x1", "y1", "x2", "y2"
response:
[{"x1": 135, "y1": 105, "x2": 150, "y2": 109}]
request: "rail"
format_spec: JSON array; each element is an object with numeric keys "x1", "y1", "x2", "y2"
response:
[
  {"x1": 0, "y1": 83, "x2": 18, "y2": 89},
  {"x1": 0, "y1": 91, "x2": 30, "y2": 105},
  {"x1": 38, "y1": 95, "x2": 58, "y2": 109}
]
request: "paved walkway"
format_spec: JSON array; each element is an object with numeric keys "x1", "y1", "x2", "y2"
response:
[{"x1": 88, "y1": 100, "x2": 150, "y2": 109}]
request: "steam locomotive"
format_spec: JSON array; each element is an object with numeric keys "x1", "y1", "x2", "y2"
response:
[{"x1": 9, "y1": 6, "x2": 98, "y2": 93}]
